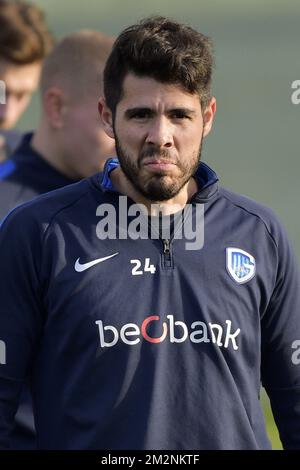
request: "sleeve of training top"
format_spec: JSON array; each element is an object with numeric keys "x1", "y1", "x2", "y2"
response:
[
  {"x1": 261, "y1": 217, "x2": 300, "y2": 450},
  {"x1": 0, "y1": 208, "x2": 43, "y2": 449}
]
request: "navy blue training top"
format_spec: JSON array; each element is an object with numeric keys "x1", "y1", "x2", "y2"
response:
[
  {"x1": 0, "y1": 159, "x2": 299, "y2": 449},
  {"x1": 0, "y1": 130, "x2": 22, "y2": 163},
  {"x1": 0, "y1": 132, "x2": 74, "y2": 221},
  {"x1": 0, "y1": 132, "x2": 77, "y2": 449}
]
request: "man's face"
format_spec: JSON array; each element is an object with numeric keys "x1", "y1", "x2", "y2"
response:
[
  {"x1": 111, "y1": 74, "x2": 210, "y2": 201},
  {"x1": 0, "y1": 59, "x2": 41, "y2": 129},
  {"x1": 63, "y1": 95, "x2": 115, "y2": 178}
]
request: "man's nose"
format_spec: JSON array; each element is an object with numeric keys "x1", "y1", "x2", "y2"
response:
[{"x1": 145, "y1": 117, "x2": 173, "y2": 147}]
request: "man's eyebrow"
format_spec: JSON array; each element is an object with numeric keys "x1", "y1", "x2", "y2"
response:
[
  {"x1": 168, "y1": 108, "x2": 197, "y2": 116},
  {"x1": 124, "y1": 107, "x2": 197, "y2": 118},
  {"x1": 124, "y1": 107, "x2": 154, "y2": 118}
]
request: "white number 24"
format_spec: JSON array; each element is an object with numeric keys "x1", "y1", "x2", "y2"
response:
[{"x1": 130, "y1": 258, "x2": 156, "y2": 276}]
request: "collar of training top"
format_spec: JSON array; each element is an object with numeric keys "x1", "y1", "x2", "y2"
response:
[{"x1": 99, "y1": 157, "x2": 219, "y2": 203}]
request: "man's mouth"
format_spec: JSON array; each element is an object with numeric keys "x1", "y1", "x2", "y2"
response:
[{"x1": 143, "y1": 158, "x2": 177, "y2": 170}]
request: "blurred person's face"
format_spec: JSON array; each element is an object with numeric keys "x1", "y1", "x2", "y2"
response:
[
  {"x1": 0, "y1": 59, "x2": 41, "y2": 129},
  {"x1": 99, "y1": 73, "x2": 215, "y2": 201},
  {"x1": 62, "y1": 95, "x2": 115, "y2": 178}
]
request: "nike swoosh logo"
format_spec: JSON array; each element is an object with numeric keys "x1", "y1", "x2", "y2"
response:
[{"x1": 75, "y1": 252, "x2": 119, "y2": 272}]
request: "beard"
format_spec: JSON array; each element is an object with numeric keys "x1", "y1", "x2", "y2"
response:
[{"x1": 114, "y1": 132, "x2": 204, "y2": 202}]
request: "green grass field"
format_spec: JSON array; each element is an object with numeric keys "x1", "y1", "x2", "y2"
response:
[{"x1": 261, "y1": 389, "x2": 282, "y2": 450}]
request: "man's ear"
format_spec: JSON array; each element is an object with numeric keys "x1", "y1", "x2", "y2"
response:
[
  {"x1": 98, "y1": 97, "x2": 114, "y2": 139},
  {"x1": 44, "y1": 87, "x2": 67, "y2": 129},
  {"x1": 202, "y1": 97, "x2": 217, "y2": 138}
]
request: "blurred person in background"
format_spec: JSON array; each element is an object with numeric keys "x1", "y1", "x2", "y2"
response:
[
  {"x1": 0, "y1": 30, "x2": 115, "y2": 448},
  {"x1": 0, "y1": 30, "x2": 115, "y2": 221},
  {"x1": 0, "y1": 0, "x2": 54, "y2": 161}
]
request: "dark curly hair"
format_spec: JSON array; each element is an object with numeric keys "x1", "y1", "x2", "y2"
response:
[
  {"x1": 104, "y1": 16, "x2": 214, "y2": 117},
  {"x1": 0, "y1": 0, "x2": 54, "y2": 64}
]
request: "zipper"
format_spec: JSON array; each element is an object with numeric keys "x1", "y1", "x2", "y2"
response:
[{"x1": 162, "y1": 238, "x2": 173, "y2": 269}]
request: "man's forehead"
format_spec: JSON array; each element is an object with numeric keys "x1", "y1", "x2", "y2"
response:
[{"x1": 119, "y1": 73, "x2": 201, "y2": 110}]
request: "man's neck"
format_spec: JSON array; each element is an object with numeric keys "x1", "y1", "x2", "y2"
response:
[{"x1": 31, "y1": 125, "x2": 77, "y2": 180}]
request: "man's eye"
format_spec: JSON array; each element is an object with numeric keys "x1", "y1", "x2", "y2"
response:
[
  {"x1": 171, "y1": 112, "x2": 190, "y2": 120},
  {"x1": 132, "y1": 111, "x2": 151, "y2": 119},
  {"x1": 16, "y1": 93, "x2": 27, "y2": 101}
]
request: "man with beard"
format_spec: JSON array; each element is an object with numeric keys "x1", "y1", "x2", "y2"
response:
[{"x1": 0, "y1": 16, "x2": 299, "y2": 450}]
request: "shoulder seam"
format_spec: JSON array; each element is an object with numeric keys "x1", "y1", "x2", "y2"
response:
[
  {"x1": 38, "y1": 187, "x2": 90, "y2": 280},
  {"x1": 40, "y1": 188, "x2": 90, "y2": 244},
  {"x1": 220, "y1": 190, "x2": 278, "y2": 250}
]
